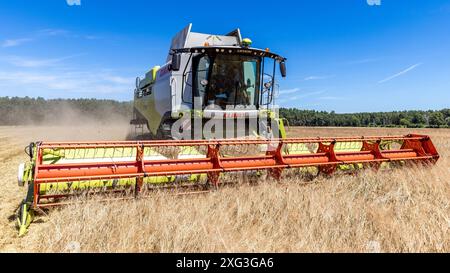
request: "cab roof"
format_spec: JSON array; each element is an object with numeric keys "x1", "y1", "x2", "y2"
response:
[{"x1": 171, "y1": 46, "x2": 287, "y2": 62}]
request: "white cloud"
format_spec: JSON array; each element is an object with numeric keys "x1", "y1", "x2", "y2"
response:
[
  {"x1": 38, "y1": 28, "x2": 70, "y2": 37},
  {"x1": 1, "y1": 38, "x2": 33, "y2": 48},
  {"x1": 66, "y1": 0, "x2": 81, "y2": 6},
  {"x1": 279, "y1": 90, "x2": 325, "y2": 98},
  {"x1": 3, "y1": 54, "x2": 84, "y2": 68},
  {"x1": 304, "y1": 75, "x2": 334, "y2": 81},
  {"x1": 37, "y1": 29, "x2": 99, "y2": 40},
  {"x1": 279, "y1": 88, "x2": 300, "y2": 95},
  {"x1": 2, "y1": 28, "x2": 99, "y2": 50},
  {"x1": 0, "y1": 52, "x2": 133, "y2": 96},
  {"x1": 367, "y1": 0, "x2": 381, "y2": 6},
  {"x1": 0, "y1": 70, "x2": 133, "y2": 95},
  {"x1": 0, "y1": 72, "x2": 56, "y2": 85},
  {"x1": 102, "y1": 75, "x2": 135, "y2": 84},
  {"x1": 317, "y1": 96, "x2": 347, "y2": 101},
  {"x1": 378, "y1": 63, "x2": 422, "y2": 84},
  {"x1": 345, "y1": 58, "x2": 380, "y2": 65},
  {"x1": 84, "y1": 35, "x2": 101, "y2": 40},
  {"x1": 277, "y1": 90, "x2": 326, "y2": 103}
]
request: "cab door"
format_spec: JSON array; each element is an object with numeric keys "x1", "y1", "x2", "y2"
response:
[{"x1": 192, "y1": 54, "x2": 211, "y2": 108}]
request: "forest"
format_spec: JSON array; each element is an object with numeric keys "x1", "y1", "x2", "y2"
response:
[
  {"x1": 0, "y1": 96, "x2": 449, "y2": 128},
  {"x1": 279, "y1": 108, "x2": 450, "y2": 128}
]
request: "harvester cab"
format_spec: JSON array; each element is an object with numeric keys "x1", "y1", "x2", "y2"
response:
[
  {"x1": 15, "y1": 24, "x2": 439, "y2": 237},
  {"x1": 131, "y1": 24, "x2": 287, "y2": 140}
]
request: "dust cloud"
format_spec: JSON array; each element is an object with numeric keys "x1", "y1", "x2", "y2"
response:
[{"x1": 4, "y1": 101, "x2": 133, "y2": 142}]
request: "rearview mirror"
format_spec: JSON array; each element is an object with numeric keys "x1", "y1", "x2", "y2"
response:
[
  {"x1": 171, "y1": 53, "x2": 181, "y2": 71},
  {"x1": 280, "y1": 61, "x2": 287, "y2": 78}
]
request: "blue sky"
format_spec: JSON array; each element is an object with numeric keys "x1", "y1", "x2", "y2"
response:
[{"x1": 0, "y1": 0, "x2": 449, "y2": 113}]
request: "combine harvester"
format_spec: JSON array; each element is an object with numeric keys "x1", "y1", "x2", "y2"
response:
[{"x1": 16, "y1": 25, "x2": 439, "y2": 236}]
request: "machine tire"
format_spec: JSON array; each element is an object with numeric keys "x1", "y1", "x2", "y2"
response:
[{"x1": 156, "y1": 119, "x2": 175, "y2": 140}]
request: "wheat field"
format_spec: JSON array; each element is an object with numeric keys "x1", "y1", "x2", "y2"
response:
[{"x1": 0, "y1": 126, "x2": 448, "y2": 252}]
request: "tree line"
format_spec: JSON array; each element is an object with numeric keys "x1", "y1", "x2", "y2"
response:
[
  {"x1": 0, "y1": 96, "x2": 448, "y2": 128},
  {"x1": 279, "y1": 108, "x2": 450, "y2": 128}
]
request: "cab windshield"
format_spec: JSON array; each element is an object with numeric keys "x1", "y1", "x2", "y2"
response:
[{"x1": 195, "y1": 54, "x2": 260, "y2": 109}]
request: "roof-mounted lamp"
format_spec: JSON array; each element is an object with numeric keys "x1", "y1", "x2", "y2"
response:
[{"x1": 242, "y1": 38, "x2": 252, "y2": 48}]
